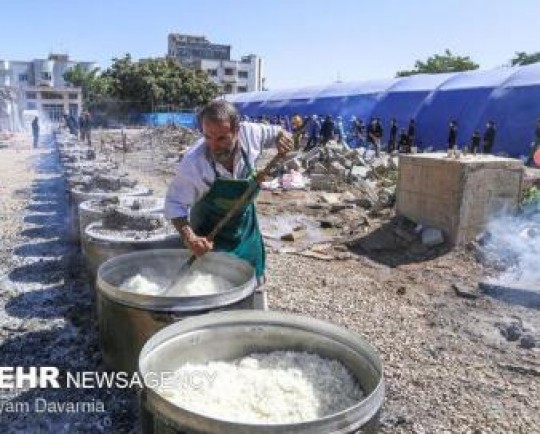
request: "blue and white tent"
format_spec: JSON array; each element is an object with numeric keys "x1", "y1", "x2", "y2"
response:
[{"x1": 225, "y1": 63, "x2": 540, "y2": 157}]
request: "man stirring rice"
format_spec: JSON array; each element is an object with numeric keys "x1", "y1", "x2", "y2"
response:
[{"x1": 165, "y1": 100, "x2": 294, "y2": 299}]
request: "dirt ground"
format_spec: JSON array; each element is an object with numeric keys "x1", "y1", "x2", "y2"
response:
[{"x1": 0, "y1": 133, "x2": 539, "y2": 433}]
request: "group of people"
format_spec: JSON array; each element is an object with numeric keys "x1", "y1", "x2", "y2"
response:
[
  {"x1": 30, "y1": 110, "x2": 93, "y2": 149},
  {"x1": 245, "y1": 114, "x2": 419, "y2": 156},
  {"x1": 447, "y1": 120, "x2": 496, "y2": 154},
  {"x1": 243, "y1": 114, "x2": 540, "y2": 162},
  {"x1": 64, "y1": 111, "x2": 92, "y2": 145}
]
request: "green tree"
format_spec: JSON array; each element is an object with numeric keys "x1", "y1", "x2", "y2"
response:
[
  {"x1": 510, "y1": 51, "x2": 540, "y2": 66},
  {"x1": 63, "y1": 64, "x2": 110, "y2": 107},
  {"x1": 396, "y1": 49, "x2": 479, "y2": 77},
  {"x1": 103, "y1": 54, "x2": 220, "y2": 112}
]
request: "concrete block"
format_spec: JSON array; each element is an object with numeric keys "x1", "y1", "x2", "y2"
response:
[{"x1": 397, "y1": 153, "x2": 523, "y2": 245}]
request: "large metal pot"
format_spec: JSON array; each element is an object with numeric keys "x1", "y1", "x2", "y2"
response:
[
  {"x1": 138, "y1": 310, "x2": 385, "y2": 434},
  {"x1": 67, "y1": 184, "x2": 151, "y2": 243},
  {"x1": 97, "y1": 249, "x2": 259, "y2": 373},
  {"x1": 83, "y1": 220, "x2": 180, "y2": 280},
  {"x1": 79, "y1": 196, "x2": 165, "y2": 254}
]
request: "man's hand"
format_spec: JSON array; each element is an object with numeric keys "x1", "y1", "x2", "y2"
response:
[
  {"x1": 276, "y1": 130, "x2": 294, "y2": 155},
  {"x1": 185, "y1": 234, "x2": 214, "y2": 257},
  {"x1": 171, "y1": 217, "x2": 214, "y2": 257}
]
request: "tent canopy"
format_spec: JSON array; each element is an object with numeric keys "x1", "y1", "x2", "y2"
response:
[{"x1": 224, "y1": 64, "x2": 540, "y2": 156}]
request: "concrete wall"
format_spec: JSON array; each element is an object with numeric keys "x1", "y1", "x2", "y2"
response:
[{"x1": 397, "y1": 153, "x2": 523, "y2": 245}]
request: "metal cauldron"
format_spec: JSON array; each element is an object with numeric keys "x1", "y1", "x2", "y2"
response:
[
  {"x1": 138, "y1": 310, "x2": 385, "y2": 434},
  {"x1": 79, "y1": 196, "x2": 165, "y2": 254},
  {"x1": 97, "y1": 249, "x2": 259, "y2": 373},
  {"x1": 67, "y1": 183, "x2": 151, "y2": 243},
  {"x1": 83, "y1": 220, "x2": 179, "y2": 280}
]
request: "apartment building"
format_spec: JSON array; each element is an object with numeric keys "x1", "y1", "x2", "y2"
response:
[{"x1": 168, "y1": 33, "x2": 264, "y2": 94}]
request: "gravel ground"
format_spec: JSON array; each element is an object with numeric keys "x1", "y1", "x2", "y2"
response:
[
  {"x1": 0, "y1": 137, "x2": 539, "y2": 433},
  {"x1": 121, "y1": 147, "x2": 540, "y2": 433},
  {"x1": 0, "y1": 137, "x2": 137, "y2": 433}
]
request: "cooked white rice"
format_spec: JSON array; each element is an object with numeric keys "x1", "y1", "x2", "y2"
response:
[
  {"x1": 157, "y1": 351, "x2": 364, "y2": 424},
  {"x1": 120, "y1": 271, "x2": 231, "y2": 296},
  {"x1": 120, "y1": 274, "x2": 161, "y2": 295}
]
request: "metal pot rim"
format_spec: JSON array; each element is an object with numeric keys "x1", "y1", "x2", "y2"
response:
[
  {"x1": 79, "y1": 197, "x2": 164, "y2": 213},
  {"x1": 96, "y1": 249, "x2": 257, "y2": 311},
  {"x1": 139, "y1": 310, "x2": 385, "y2": 433},
  {"x1": 85, "y1": 221, "x2": 178, "y2": 244}
]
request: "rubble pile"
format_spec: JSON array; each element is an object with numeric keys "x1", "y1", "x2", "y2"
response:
[{"x1": 263, "y1": 141, "x2": 399, "y2": 211}]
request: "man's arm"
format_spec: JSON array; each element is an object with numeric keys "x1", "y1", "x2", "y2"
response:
[{"x1": 240, "y1": 122, "x2": 294, "y2": 162}]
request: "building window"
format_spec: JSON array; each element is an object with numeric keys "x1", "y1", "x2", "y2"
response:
[
  {"x1": 41, "y1": 104, "x2": 64, "y2": 122},
  {"x1": 69, "y1": 93, "x2": 78, "y2": 100},
  {"x1": 238, "y1": 71, "x2": 248, "y2": 79},
  {"x1": 18, "y1": 73, "x2": 28, "y2": 82},
  {"x1": 224, "y1": 68, "x2": 234, "y2": 76},
  {"x1": 26, "y1": 102, "x2": 37, "y2": 110},
  {"x1": 237, "y1": 86, "x2": 248, "y2": 93},
  {"x1": 41, "y1": 72, "x2": 52, "y2": 81},
  {"x1": 41, "y1": 92, "x2": 64, "y2": 100},
  {"x1": 26, "y1": 92, "x2": 37, "y2": 99},
  {"x1": 206, "y1": 69, "x2": 218, "y2": 77},
  {"x1": 223, "y1": 84, "x2": 233, "y2": 93}
]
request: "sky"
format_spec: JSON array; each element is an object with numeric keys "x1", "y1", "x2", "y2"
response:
[{"x1": 1, "y1": 0, "x2": 539, "y2": 90}]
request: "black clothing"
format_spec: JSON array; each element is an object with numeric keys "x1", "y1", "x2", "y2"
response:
[
  {"x1": 471, "y1": 132, "x2": 481, "y2": 153},
  {"x1": 483, "y1": 125, "x2": 496, "y2": 154},
  {"x1": 448, "y1": 125, "x2": 458, "y2": 149}
]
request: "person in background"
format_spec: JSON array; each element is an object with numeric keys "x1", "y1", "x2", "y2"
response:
[
  {"x1": 80, "y1": 111, "x2": 92, "y2": 146},
  {"x1": 291, "y1": 114, "x2": 304, "y2": 150},
  {"x1": 367, "y1": 118, "x2": 383, "y2": 157},
  {"x1": 483, "y1": 120, "x2": 496, "y2": 154},
  {"x1": 78, "y1": 113, "x2": 85, "y2": 142},
  {"x1": 407, "y1": 119, "x2": 416, "y2": 149},
  {"x1": 333, "y1": 116, "x2": 345, "y2": 145},
  {"x1": 320, "y1": 115, "x2": 335, "y2": 145},
  {"x1": 367, "y1": 118, "x2": 377, "y2": 151},
  {"x1": 357, "y1": 119, "x2": 367, "y2": 148},
  {"x1": 471, "y1": 130, "x2": 481, "y2": 154},
  {"x1": 388, "y1": 118, "x2": 398, "y2": 152},
  {"x1": 304, "y1": 115, "x2": 321, "y2": 151},
  {"x1": 31, "y1": 116, "x2": 39, "y2": 149},
  {"x1": 347, "y1": 116, "x2": 359, "y2": 147},
  {"x1": 448, "y1": 120, "x2": 458, "y2": 151},
  {"x1": 398, "y1": 128, "x2": 409, "y2": 153}
]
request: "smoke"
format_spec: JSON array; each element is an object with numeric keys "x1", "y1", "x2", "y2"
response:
[{"x1": 479, "y1": 202, "x2": 540, "y2": 284}]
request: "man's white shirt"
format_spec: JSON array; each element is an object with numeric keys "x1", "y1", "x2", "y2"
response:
[{"x1": 164, "y1": 122, "x2": 281, "y2": 219}]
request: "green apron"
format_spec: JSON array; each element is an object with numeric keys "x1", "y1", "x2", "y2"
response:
[{"x1": 189, "y1": 147, "x2": 266, "y2": 278}]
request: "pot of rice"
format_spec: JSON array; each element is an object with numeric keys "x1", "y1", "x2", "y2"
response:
[
  {"x1": 138, "y1": 310, "x2": 384, "y2": 433},
  {"x1": 96, "y1": 249, "x2": 259, "y2": 373}
]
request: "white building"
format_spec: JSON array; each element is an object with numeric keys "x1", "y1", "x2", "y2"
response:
[
  {"x1": 0, "y1": 54, "x2": 97, "y2": 122},
  {"x1": 168, "y1": 33, "x2": 264, "y2": 94}
]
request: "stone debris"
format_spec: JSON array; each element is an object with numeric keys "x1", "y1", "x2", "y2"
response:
[
  {"x1": 422, "y1": 227, "x2": 445, "y2": 246},
  {"x1": 452, "y1": 283, "x2": 479, "y2": 299}
]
